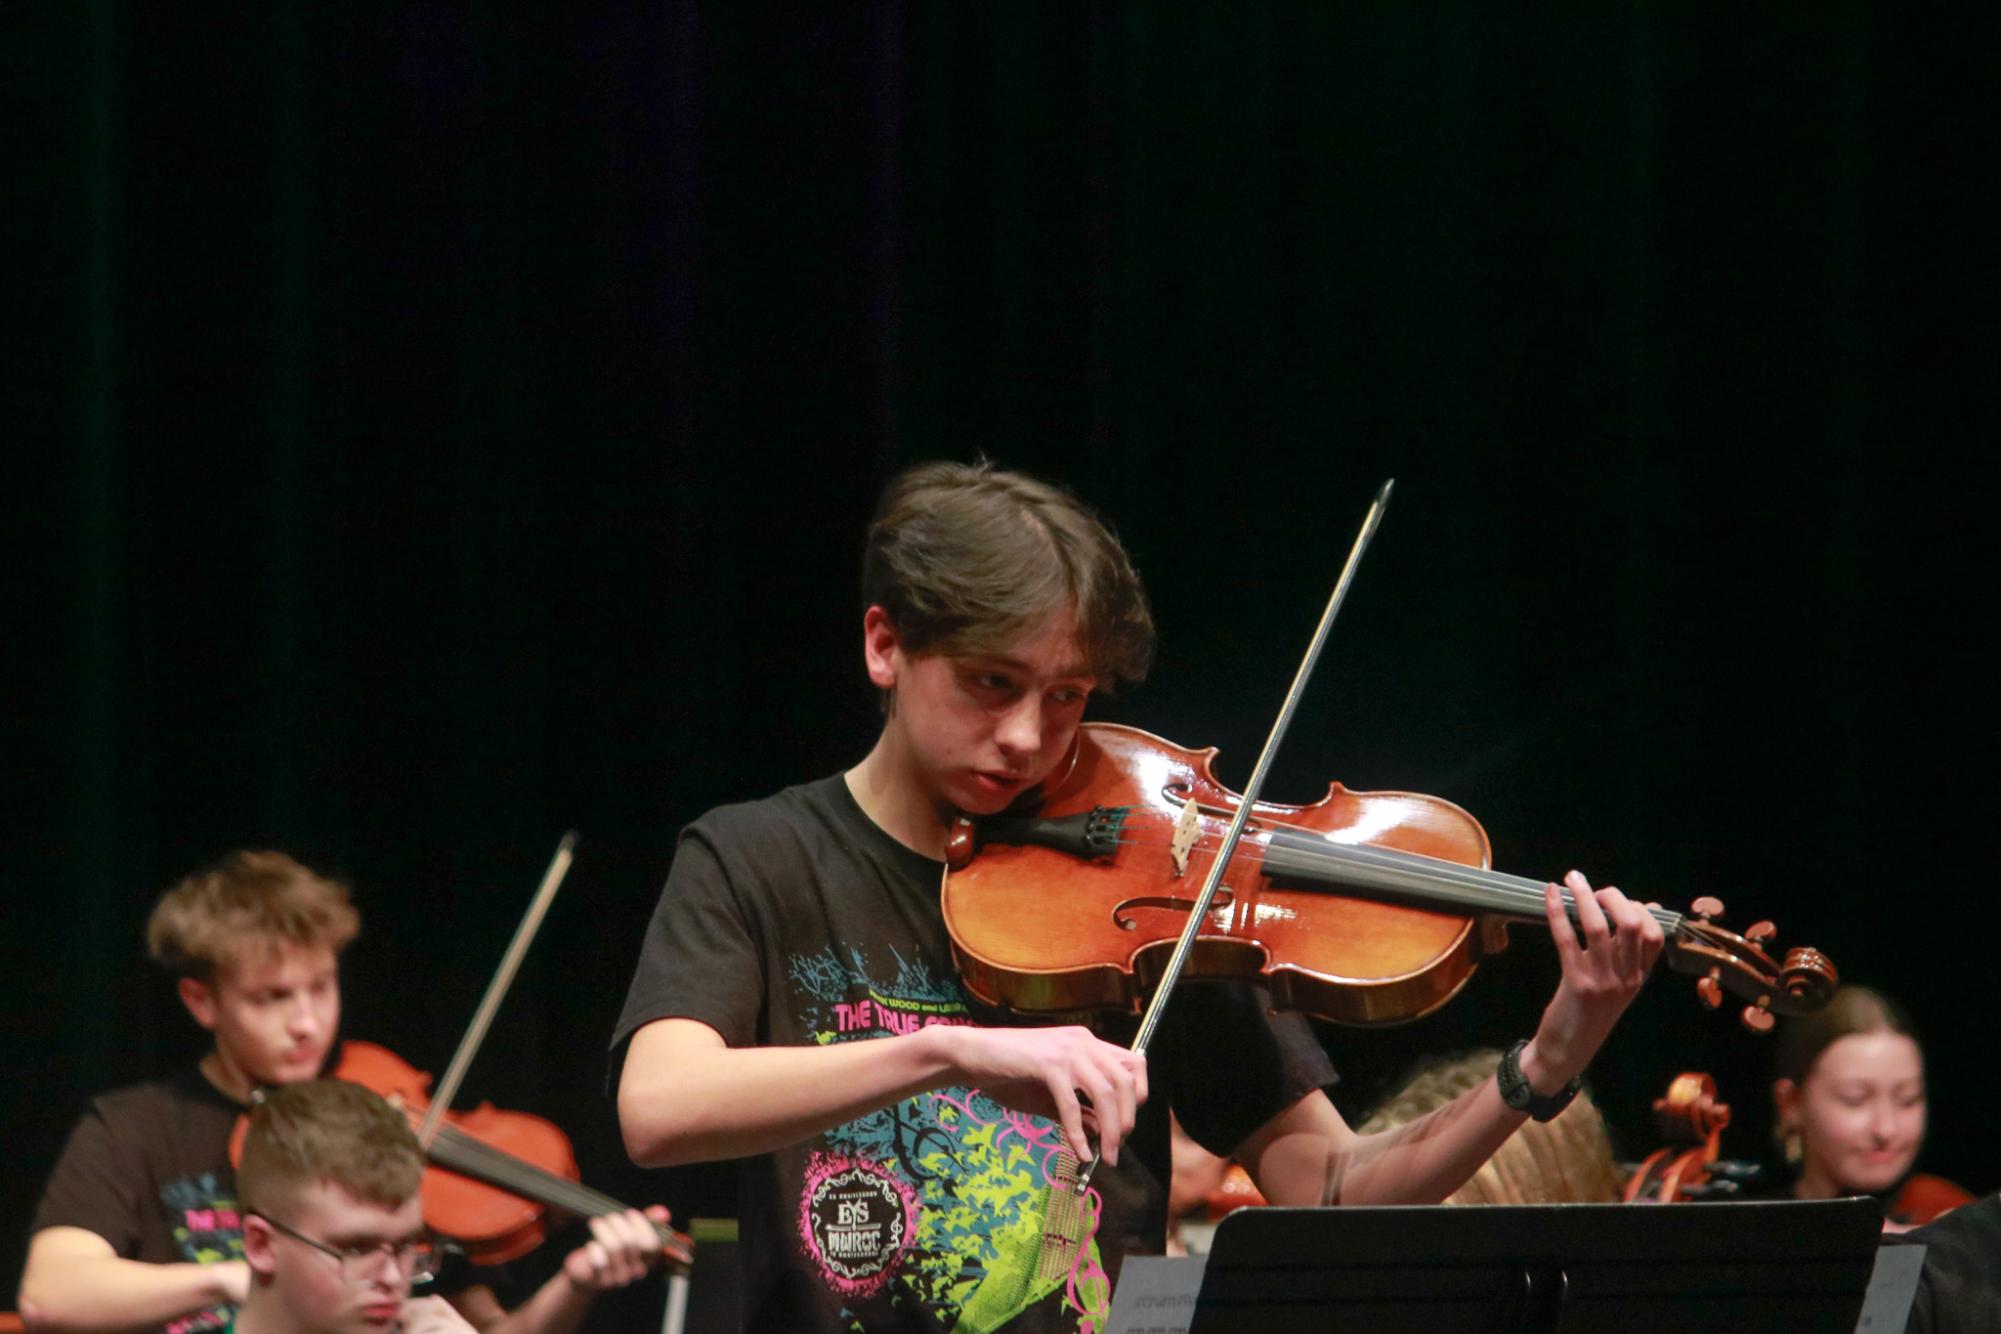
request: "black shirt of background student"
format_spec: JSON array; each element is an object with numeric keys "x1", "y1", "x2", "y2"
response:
[{"x1": 32, "y1": 1067, "x2": 248, "y2": 1334}]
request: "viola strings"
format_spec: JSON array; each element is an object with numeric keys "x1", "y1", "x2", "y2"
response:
[{"x1": 1040, "y1": 814, "x2": 1686, "y2": 932}]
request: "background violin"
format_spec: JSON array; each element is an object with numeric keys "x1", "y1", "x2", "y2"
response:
[
  {"x1": 231, "y1": 1041, "x2": 693, "y2": 1271},
  {"x1": 943, "y1": 724, "x2": 1837, "y2": 1029}
]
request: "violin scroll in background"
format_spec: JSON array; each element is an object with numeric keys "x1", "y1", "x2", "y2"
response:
[{"x1": 943, "y1": 724, "x2": 1837, "y2": 1031}]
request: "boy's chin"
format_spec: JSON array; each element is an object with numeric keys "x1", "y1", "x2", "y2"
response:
[
  {"x1": 954, "y1": 776, "x2": 1033, "y2": 814},
  {"x1": 261, "y1": 1051, "x2": 334, "y2": 1086}
]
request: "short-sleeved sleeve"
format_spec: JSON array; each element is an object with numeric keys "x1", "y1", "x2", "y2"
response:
[
  {"x1": 32, "y1": 1105, "x2": 145, "y2": 1254},
  {"x1": 1150, "y1": 982, "x2": 1337, "y2": 1158},
  {"x1": 608, "y1": 827, "x2": 766, "y2": 1095},
  {"x1": 1902, "y1": 1193, "x2": 2001, "y2": 1333}
]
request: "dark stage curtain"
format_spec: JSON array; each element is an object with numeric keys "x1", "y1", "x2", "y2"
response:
[{"x1": 9, "y1": 4, "x2": 2000, "y2": 1317}]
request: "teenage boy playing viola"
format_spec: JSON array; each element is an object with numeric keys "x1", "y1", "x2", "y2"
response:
[
  {"x1": 20, "y1": 852, "x2": 671, "y2": 1334},
  {"x1": 613, "y1": 460, "x2": 1665, "y2": 1333}
]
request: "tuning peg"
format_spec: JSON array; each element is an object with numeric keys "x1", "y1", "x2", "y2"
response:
[
  {"x1": 1697, "y1": 971, "x2": 1723, "y2": 1009},
  {"x1": 1706, "y1": 1160, "x2": 1766, "y2": 1185},
  {"x1": 1744, "y1": 921, "x2": 1776, "y2": 945},
  {"x1": 1740, "y1": 1001, "x2": 1775, "y2": 1034},
  {"x1": 1690, "y1": 896, "x2": 1725, "y2": 921}
]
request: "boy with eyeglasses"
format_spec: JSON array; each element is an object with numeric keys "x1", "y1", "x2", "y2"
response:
[
  {"x1": 20, "y1": 851, "x2": 670, "y2": 1334},
  {"x1": 232, "y1": 1078, "x2": 465, "y2": 1334}
]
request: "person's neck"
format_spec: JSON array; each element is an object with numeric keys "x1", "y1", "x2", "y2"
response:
[
  {"x1": 199, "y1": 1047, "x2": 258, "y2": 1106},
  {"x1": 1792, "y1": 1162, "x2": 1854, "y2": 1202},
  {"x1": 846, "y1": 731, "x2": 952, "y2": 859},
  {"x1": 228, "y1": 1289, "x2": 299, "y2": 1334}
]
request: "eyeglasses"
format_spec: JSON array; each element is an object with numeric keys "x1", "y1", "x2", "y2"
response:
[{"x1": 254, "y1": 1213, "x2": 441, "y2": 1285}]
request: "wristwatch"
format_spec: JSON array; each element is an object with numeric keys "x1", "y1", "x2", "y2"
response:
[{"x1": 1496, "y1": 1040, "x2": 1581, "y2": 1122}]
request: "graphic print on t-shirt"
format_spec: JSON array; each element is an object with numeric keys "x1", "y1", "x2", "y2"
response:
[
  {"x1": 787, "y1": 946, "x2": 1112, "y2": 1333},
  {"x1": 161, "y1": 1171, "x2": 243, "y2": 1333}
]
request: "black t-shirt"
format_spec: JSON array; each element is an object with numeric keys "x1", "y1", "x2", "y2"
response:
[
  {"x1": 1902, "y1": 1191, "x2": 2001, "y2": 1334},
  {"x1": 31, "y1": 1066, "x2": 248, "y2": 1334},
  {"x1": 612, "y1": 774, "x2": 1336, "y2": 1333}
]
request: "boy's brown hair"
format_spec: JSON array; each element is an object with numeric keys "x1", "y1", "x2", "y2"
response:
[
  {"x1": 146, "y1": 850, "x2": 360, "y2": 981},
  {"x1": 237, "y1": 1079, "x2": 424, "y2": 1216},
  {"x1": 862, "y1": 461, "x2": 1155, "y2": 693}
]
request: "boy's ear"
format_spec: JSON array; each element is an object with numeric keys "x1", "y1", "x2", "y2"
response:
[
  {"x1": 242, "y1": 1214, "x2": 278, "y2": 1278},
  {"x1": 178, "y1": 975, "x2": 220, "y2": 1032},
  {"x1": 861, "y1": 605, "x2": 903, "y2": 691}
]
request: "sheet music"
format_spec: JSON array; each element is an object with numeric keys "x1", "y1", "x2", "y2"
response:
[
  {"x1": 1854, "y1": 1243, "x2": 1925, "y2": 1333},
  {"x1": 1103, "y1": 1255, "x2": 1207, "y2": 1334}
]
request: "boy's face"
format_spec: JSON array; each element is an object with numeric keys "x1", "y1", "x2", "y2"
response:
[
  {"x1": 868, "y1": 605, "x2": 1097, "y2": 816},
  {"x1": 180, "y1": 941, "x2": 341, "y2": 1088},
  {"x1": 244, "y1": 1180, "x2": 425, "y2": 1333}
]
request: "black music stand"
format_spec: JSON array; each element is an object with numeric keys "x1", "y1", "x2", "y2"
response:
[{"x1": 1192, "y1": 1199, "x2": 1882, "y2": 1334}]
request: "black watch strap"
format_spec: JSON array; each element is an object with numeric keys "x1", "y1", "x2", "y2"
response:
[{"x1": 1496, "y1": 1039, "x2": 1581, "y2": 1122}]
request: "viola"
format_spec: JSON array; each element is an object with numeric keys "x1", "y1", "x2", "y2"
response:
[
  {"x1": 231, "y1": 1040, "x2": 692, "y2": 1271},
  {"x1": 942, "y1": 723, "x2": 1837, "y2": 1029},
  {"x1": 1889, "y1": 1173, "x2": 1975, "y2": 1227}
]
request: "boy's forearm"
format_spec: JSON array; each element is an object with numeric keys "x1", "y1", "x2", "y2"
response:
[
  {"x1": 1323, "y1": 1078, "x2": 1528, "y2": 1205},
  {"x1": 619, "y1": 1023, "x2": 961, "y2": 1167},
  {"x1": 1243, "y1": 1067, "x2": 1539, "y2": 1208},
  {"x1": 20, "y1": 1234, "x2": 244, "y2": 1332}
]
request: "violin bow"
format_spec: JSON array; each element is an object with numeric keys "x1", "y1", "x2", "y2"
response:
[
  {"x1": 411, "y1": 834, "x2": 698, "y2": 1291},
  {"x1": 416, "y1": 832, "x2": 578, "y2": 1148},
  {"x1": 1075, "y1": 479, "x2": 1394, "y2": 1195}
]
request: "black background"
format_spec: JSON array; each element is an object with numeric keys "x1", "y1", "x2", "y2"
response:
[{"x1": 9, "y1": 4, "x2": 2000, "y2": 1325}]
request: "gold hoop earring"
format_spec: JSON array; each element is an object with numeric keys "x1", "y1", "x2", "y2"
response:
[{"x1": 1782, "y1": 1128, "x2": 1803, "y2": 1167}]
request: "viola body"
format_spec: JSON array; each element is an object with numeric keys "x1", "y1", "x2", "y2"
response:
[
  {"x1": 942, "y1": 723, "x2": 1509, "y2": 1026},
  {"x1": 329, "y1": 1043, "x2": 690, "y2": 1269},
  {"x1": 230, "y1": 1041, "x2": 581, "y2": 1266},
  {"x1": 335, "y1": 1041, "x2": 579, "y2": 1265},
  {"x1": 944, "y1": 723, "x2": 1836, "y2": 1030},
  {"x1": 1890, "y1": 1173, "x2": 1976, "y2": 1226}
]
